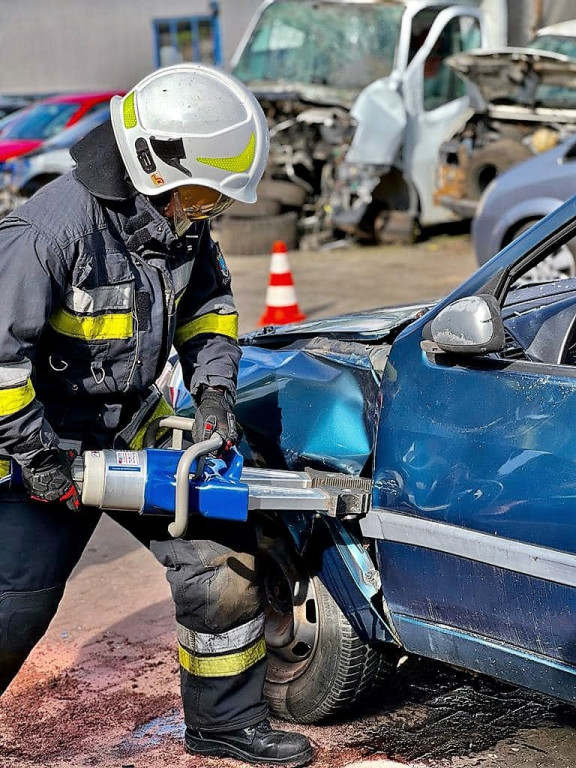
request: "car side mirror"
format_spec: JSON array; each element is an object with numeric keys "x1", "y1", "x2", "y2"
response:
[{"x1": 422, "y1": 294, "x2": 505, "y2": 355}]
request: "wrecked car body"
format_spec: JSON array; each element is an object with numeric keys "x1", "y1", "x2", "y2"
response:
[
  {"x1": 171, "y1": 304, "x2": 430, "y2": 473},
  {"x1": 167, "y1": 196, "x2": 576, "y2": 723},
  {"x1": 217, "y1": 0, "x2": 505, "y2": 252},
  {"x1": 436, "y1": 47, "x2": 576, "y2": 219}
]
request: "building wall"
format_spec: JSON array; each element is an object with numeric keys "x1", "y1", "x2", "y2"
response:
[
  {"x1": 220, "y1": 0, "x2": 267, "y2": 66},
  {"x1": 1, "y1": 1, "x2": 574, "y2": 95},
  {"x1": 0, "y1": 0, "x2": 262, "y2": 95},
  {"x1": 538, "y1": 0, "x2": 576, "y2": 30},
  {"x1": 508, "y1": 0, "x2": 576, "y2": 44}
]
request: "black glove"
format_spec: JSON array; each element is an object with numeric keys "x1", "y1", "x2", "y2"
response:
[
  {"x1": 22, "y1": 449, "x2": 81, "y2": 512},
  {"x1": 192, "y1": 388, "x2": 238, "y2": 450}
]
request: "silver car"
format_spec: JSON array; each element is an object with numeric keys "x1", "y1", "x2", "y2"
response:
[{"x1": 472, "y1": 134, "x2": 576, "y2": 281}]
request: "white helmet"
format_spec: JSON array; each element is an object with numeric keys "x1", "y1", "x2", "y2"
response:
[{"x1": 110, "y1": 63, "x2": 269, "y2": 203}]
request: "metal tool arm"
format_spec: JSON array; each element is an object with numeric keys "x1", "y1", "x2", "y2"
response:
[
  {"x1": 143, "y1": 415, "x2": 196, "y2": 450},
  {"x1": 170, "y1": 433, "x2": 224, "y2": 538}
]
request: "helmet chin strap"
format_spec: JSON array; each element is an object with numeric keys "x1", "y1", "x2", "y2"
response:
[{"x1": 173, "y1": 210, "x2": 195, "y2": 237}]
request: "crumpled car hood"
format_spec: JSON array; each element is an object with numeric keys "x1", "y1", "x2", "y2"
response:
[
  {"x1": 447, "y1": 47, "x2": 576, "y2": 106},
  {"x1": 241, "y1": 303, "x2": 433, "y2": 347}
]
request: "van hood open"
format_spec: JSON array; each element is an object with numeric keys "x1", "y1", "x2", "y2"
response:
[{"x1": 447, "y1": 47, "x2": 576, "y2": 110}]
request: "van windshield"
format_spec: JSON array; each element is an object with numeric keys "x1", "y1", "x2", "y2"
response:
[{"x1": 233, "y1": 1, "x2": 404, "y2": 92}]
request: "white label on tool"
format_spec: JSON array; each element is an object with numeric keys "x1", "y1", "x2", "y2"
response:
[{"x1": 115, "y1": 451, "x2": 140, "y2": 466}]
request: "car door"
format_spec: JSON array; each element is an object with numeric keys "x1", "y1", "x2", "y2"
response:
[
  {"x1": 401, "y1": 7, "x2": 484, "y2": 226},
  {"x1": 364, "y1": 200, "x2": 576, "y2": 702}
]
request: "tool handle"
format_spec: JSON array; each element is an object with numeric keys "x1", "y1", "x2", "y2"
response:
[
  {"x1": 169, "y1": 434, "x2": 224, "y2": 538},
  {"x1": 143, "y1": 415, "x2": 196, "y2": 449}
]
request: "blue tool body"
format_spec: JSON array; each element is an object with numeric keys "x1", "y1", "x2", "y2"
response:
[{"x1": 141, "y1": 447, "x2": 249, "y2": 521}]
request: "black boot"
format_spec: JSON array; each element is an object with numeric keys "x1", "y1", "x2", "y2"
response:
[{"x1": 184, "y1": 718, "x2": 313, "y2": 766}]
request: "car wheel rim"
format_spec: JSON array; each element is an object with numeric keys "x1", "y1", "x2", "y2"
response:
[
  {"x1": 523, "y1": 244, "x2": 576, "y2": 283},
  {"x1": 262, "y1": 551, "x2": 319, "y2": 684}
]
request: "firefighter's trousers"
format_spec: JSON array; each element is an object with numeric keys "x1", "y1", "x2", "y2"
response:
[{"x1": 0, "y1": 488, "x2": 268, "y2": 731}]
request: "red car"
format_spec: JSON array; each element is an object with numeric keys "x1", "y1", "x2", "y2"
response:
[{"x1": 0, "y1": 91, "x2": 122, "y2": 164}]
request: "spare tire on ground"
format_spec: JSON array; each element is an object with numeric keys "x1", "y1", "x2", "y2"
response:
[
  {"x1": 213, "y1": 212, "x2": 299, "y2": 255},
  {"x1": 258, "y1": 179, "x2": 308, "y2": 207},
  {"x1": 466, "y1": 139, "x2": 533, "y2": 200},
  {"x1": 228, "y1": 198, "x2": 282, "y2": 218}
]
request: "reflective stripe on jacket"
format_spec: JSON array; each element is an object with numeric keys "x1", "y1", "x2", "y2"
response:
[{"x1": 0, "y1": 123, "x2": 240, "y2": 466}]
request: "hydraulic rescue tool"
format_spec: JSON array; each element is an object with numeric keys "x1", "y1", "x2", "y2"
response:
[{"x1": 71, "y1": 416, "x2": 372, "y2": 537}]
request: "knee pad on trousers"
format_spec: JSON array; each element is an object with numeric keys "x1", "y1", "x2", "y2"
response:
[
  {"x1": 0, "y1": 585, "x2": 63, "y2": 694},
  {"x1": 174, "y1": 549, "x2": 262, "y2": 634}
]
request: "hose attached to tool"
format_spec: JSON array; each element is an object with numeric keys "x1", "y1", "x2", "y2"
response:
[{"x1": 170, "y1": 433, "x2": 224, "y2": 538}]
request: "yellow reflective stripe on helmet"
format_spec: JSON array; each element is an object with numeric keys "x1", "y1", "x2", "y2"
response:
[
  {"x1": 123, "y1": 92, "x2": 137, "y2": 129},
  {"x1": 175, "y1": 312, "x2": 238, "y2": 346},
  {"x1": 196, "y1": 133, "x2": 255, "y2": 173},
  {"x1": 49, "y1": 308, "x2": 133, "y2": 340},
  {"x1": 0, "y1": 379, "x2": 35, "y2": 417},
  {"x1": 178, "y1": 637, "x2": 266, "y2": 678}
]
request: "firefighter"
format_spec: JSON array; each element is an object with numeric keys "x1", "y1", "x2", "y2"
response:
[{"x1": 0, "y1": 64, "x2": 313, "y2": 766}]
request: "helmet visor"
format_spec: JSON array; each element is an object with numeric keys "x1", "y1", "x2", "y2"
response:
[{"x1": 174, "y1": 185, "x2": 233, "y2": 220}]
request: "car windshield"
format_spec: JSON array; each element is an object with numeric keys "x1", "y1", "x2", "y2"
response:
[
  {"x1": 233, "y1": 1, "x2": 404, "y2": 91},
  {"x1": 530, "y1": 34, "x2": 576, "y2": 59},
  {"x1": 42, "y1": 108, "x2": 110, "y2": 150},
  {"x1": 0, "y1": 111, "x2": 20, "y2": 132},
  {"x1": 524, "y1": 33, "x2": 576, "y2": 107},
  {"x1": 0, "y1": 102, "x2": 80, "y2": 140}
]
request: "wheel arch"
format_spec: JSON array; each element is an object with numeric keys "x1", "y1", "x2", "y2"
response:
[
  {"x1": 372, "y1": 167, "x2": 420, "y2": 218},
  {"x1": 268, "y1": 511, "x2": 396, "y2": 645},
  {"x1": 476, "y1": 197, "x2": 566, "y2": 266},
  {"x1": 258, "y1": 511, "x2": 400, "y2": 723},
  {"x1": 499, "y1": 199, "x2": 568, "y2": 249},
  {"x1": 364, "y1": 168, "x2": 421, "y2": 244}
]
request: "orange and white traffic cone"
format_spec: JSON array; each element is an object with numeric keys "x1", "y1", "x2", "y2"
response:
[{"x1": 259, "y1": 240, "x2": 307, "y2": 326}]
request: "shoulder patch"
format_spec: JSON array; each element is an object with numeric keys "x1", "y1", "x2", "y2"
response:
[{"x1": 213, "y1": 241, "x2": 231, "y2": 287}]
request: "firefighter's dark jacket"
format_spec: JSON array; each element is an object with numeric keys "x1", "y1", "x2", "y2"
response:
[{"x1": 0, "y1": 121, "x2": 241, "y2": 467}]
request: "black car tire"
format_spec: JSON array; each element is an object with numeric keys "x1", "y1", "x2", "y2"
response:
[
  {"x1": 212, "y1": 212, "x2": 298, "y2": 255},
  {"x1": 258, "y1": 179, "x2": 308, "y2": 208},
  {"x1": 466, "y1": 140, "x2": 533, "y2": 200},
  {"x1": 260, "y1": 526, "x2": 397, "y2": 723},
  {"x1": 228, "y1": 198, "x2": 282, "y2": 218}
]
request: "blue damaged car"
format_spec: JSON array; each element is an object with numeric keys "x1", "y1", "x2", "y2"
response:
[{"x1": 167, "y1": 197, "x2": 576, "y2": 724}]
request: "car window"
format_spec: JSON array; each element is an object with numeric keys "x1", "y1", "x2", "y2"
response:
[
  {"x1": 0, "y1": 112, "x2": 20, "y2": 132},
  {"x1": 423, "y1": 15, "x2": 482, "y2": 111},
  {"x1": 497, "y1": 228, "x2": 576, "y2": 365},
  {"x1": 82, "y1": 101, "x2": 108, "y2": 118},
  {"x1": 408, "y1": 9, "x2": 443, "y2": 63},
  {"x1": 525, "y1": 34, "x2": 576, "y2": 108},
  {"x1": 0, "y1": 101, "x2": 29, "y2": 120},
  {"x1": 529, "y1": 34, "x2": 576, "y2": 59},
  {"x1": 0, "y1": 102, "x2": 80, "y2": 140},
  {"x1": 233, "y1": 1, "x2": 404, "y2": 91},
  {"x1": 42, "y1": 108, "x2": 110, "y2": 150}
]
